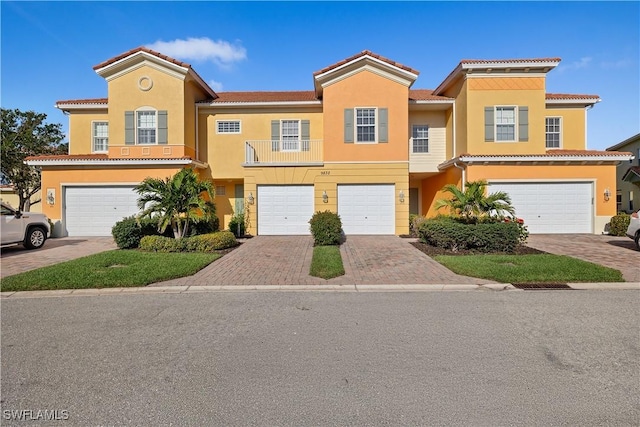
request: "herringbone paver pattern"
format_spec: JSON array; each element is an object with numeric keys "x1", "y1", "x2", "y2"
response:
[
  {"x1": 527, "y1": 234, "x2": 640, "y2": 282},
  {"x1": 151, "y1": 235, "x2": 495, "y2": 287}
]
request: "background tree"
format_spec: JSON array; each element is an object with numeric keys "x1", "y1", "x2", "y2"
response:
[
  {"x1": 135, "y1": 168, "x2": 215, "y2": 239},
  {"x1": 1, "y1": 108, "x2": 67, "y2": 211},
  {"x1": 435, "y1": 180, "x2": 515, "y2": 222}
]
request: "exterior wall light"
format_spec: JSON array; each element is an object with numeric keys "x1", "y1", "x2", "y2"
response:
[
  {"x1": 322, "y1": 190, "x2": 328, "y2": 203},
  {"x1": 46, "y1": 188, "x2": 55, "y2": 205},
  {"x1": 247, "y1": 192, "x2": 255, "y2": 205},
  {"x1": 399, "y1": 190, "x2": 405, "y2": 203},
  {"x1": 604, "y1": 188, "x2": 611, "y2": 201}
]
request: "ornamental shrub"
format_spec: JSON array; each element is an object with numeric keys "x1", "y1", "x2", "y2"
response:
[
  {"x1": 418, "y1": 217, "x2": 519, "y2": 253},
  {"x1": 139, "y1": 235, "x2": 187, "y2": 252},
  {"x1": 410, "y1": 215, "x2": 427, "y2": 237},
  {"x1": 309, "y1": 210, "x2": 343, "y2": 246},
  {"x1": 609, "y1": 213, "x2": 631, "y2": 236},
  {"x1": 186, "y1": 231, "x2": 238, "y2": 252},
  {"x1": 112, "y1": 216, "x2": 143, "y2": 249},
  {"x1": 228, "y1": 213, "x2": 245, "y2": 237}
]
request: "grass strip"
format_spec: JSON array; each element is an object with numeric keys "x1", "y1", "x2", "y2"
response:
[
  {"x1": 434, "y1": 254, "x2": 624, "y2": 283},
  {"x1": 310, "y1": 245, "x2": 345, "y2": 279},
  {"x1": 1, "y1": 250, "x2": 220, "y2": 291}
]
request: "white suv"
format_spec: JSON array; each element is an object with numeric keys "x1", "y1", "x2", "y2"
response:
[
  {"x1": 626, "y1": 209, "x2": 640, "y2": 250},
  {"x1": 1, "y1": 202, "x2": 50, "y2": 249}
]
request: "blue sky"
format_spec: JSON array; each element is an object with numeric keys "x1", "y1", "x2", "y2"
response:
[{"x1": 1, "y1": 1, "x2": 638, "y2": 151}]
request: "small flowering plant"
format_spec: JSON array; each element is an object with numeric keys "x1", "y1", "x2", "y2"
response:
[{"x1": 504, "y1": 217, "x2": 528, "y2": 244}]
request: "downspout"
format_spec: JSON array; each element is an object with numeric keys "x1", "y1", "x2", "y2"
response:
[
  {"x1": 585, "y1": 104, "x2": 593, "y2": 149},
  {"x1": 195, "y1": 104, "x2": 199, "y2": 162},
  {"x1": 452, "y1": 101, "x2": 457, "y2": 159},
  {"x1": 453, "y1": 161, "x2": 466, "y2": 191}
]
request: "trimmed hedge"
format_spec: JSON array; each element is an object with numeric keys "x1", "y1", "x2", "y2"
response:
[
  {"x1": 112, "y1": 217, "x2": 143, "y2": 249},
  {"x1": 309, "y1": 210, "x2": 343, "y2": 246},
  {"x1": 418, "y1": 217, "x2": 520, "y2": 253},
  {"x1": 609, "y1": 213, "x2": 631, "y2": 236},
  {"x1": 139, "y1": 231, "x2": 238, "y2": 253}
]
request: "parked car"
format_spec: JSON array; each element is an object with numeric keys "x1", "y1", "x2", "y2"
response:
[
  {"x1": 626, "y1": 209, "x2": 640, "y2": 250},
  {"x1": 1, "y1": 202, "x2": 50, "y2": 249}
]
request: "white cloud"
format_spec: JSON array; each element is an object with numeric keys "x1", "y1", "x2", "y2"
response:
[
  {"x1": 208, "y1": 79, "x2": 224, "y2": 92},
  {"x1": 146, "y1": 37, "x2": 246, "y2": 68},
  {"x1": 600, "y1": 59, "x2": 632, "y2": 69},
  {"x1": 556, "y1": 56, "x2": 592, "y2": 73}
]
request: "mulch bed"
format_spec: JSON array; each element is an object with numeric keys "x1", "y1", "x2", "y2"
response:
[{"x1": 410, "y1": 241, "x2": 547, "y2": 257}]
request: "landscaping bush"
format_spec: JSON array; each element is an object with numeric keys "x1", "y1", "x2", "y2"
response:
[
  {"x1": 190, "y1": 214, "x2": 220, "y2": 236},
  {"x1": 186, "y1": 231, "x2": 238, "y2": 252},
  {"x1": 609, "y1": 213, "x2": 631, "y2": 236},
  {"x1": 112, "y1": 216, "x2": 143, "y2": 249},
  {"x1": 410, "y1": 214, "x2": 427, "y2": 237},
  {"x1": 140, "y1": 231, "x2": 238, "y2": 253},
  {"x1": 228, "y1": 213, "x2": 245, "y2": 237},
  {"x1": 309, "y1": 210, "x2": 343, "y2": 246},
  {"x1": 418, "y1": 217, "x2": 520, "y2": 253}
]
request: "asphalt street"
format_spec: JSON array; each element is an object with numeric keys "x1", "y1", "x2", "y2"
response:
[{"x1": 1, "y1": 290, "x2": 639, "y2": 426}]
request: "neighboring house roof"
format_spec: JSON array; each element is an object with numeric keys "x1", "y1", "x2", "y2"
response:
[
  {"x1": 24, "y1": 154, "x2": 207, "y2": 168},
  {"x1": 439, "y1": 149, "x2": 634, "y2": 169},
  {"x1": 92, "y1": 46, "x2": 218, "y2": 99},
  {"x1": 606, "y1": 132, "x2": 640, "y2": 151},
  {"x1": 313, "y1": 50, "x2": 420, "y2": 77},
  {"x1": 207, "y1": 91, "x2": 319, "y2": 103},
  {"x1": 409, "y1": 89, "x2": 454, "y2": 102},
  {"x1": 622, "y1": 166, "x2": 640, "y2": 183},
  {"x1": 434, "y1": 57, "x2": 562, "y2": 95}
]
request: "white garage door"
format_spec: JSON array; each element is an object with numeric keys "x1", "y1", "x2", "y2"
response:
[
  {"x1": 338, "y1": 184, "x2": 395, "y2": 235},
  {"x1": 489, "y1": 182, "x2": 592, "y2": 234},
  {"x1": 65, "y1": 186, "x2": 140, "y2": 236},
  {"x1": 257, "y1": 185, "x2": 314, "y2": 235}
]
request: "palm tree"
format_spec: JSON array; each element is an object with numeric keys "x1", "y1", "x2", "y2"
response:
[
  {"x1": 434, "y1": 180, "x2": 515, "y2": 222},
  {"x1": 135, "y1": 168, "x2": 215, "y2": 239}
]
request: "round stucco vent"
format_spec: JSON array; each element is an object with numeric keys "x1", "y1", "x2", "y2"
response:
[{"x1": 138, "y1": 76, "x2": 153, "y2": 91}]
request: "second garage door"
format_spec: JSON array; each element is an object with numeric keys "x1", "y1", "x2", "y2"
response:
[
  {"x1": 257, "y1": 185, "x2": 314, "y2": 235},
  {"x1": 65, "y1": 186, "x2": 140, "y2": 236},
  {"x1": 489, "y1": 181, "x2": 593, "y2": 234},
  {"x1": 338, "y1": 184, "x2": 395, "y2": 235}
]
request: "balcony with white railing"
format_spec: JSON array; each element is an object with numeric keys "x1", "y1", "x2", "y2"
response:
[{"x1": 244, "y1": 139, "x2": 323, "y2": 166}]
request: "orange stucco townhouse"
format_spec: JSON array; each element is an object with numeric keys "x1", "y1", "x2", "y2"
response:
[{"x1": 27, "y1": 47, "x2": 634, "y2": 237}]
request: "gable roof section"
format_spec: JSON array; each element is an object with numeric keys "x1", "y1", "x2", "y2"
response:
[
  {"x1": 606, "y1": 132, "x2": 640, "y2": 151},
  {"x1": 93, "y1": 46, "x2": 217, "y2": 99},
  {"x1": 434, "y1": 57, "x2": 562, "y2": 95},
  {"x1": 622, "y1": 166, "x2": 640, "y2": 183},
  {"x1": 313, "y1": 50, "x2": 420, "y2": 97}
]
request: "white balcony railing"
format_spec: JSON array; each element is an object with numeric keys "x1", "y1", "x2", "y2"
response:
[{"x1": 244, "y1": 140, "x2": 323, "y2": 166}]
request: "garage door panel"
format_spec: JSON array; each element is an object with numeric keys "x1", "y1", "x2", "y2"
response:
[
  {"x1": 489, "y1": 182, "x2": 592, "y2": 234},
  {"x1": 258, "y1": 186, "x2": 314, "y2": 235},
  {"x1": 338, "y1": 185, "x2": 395, "y2": 235},
  {"x1": 65, "y1": 186, "x2": 139, "y2": 236}
]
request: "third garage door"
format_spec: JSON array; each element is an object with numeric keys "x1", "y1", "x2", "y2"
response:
[
  {"x1": 338, "y1": 184, "x2": 395, "y2": 235},
  {"x1": 489, "y1": 181, "x2": 592, "y2": 234}
]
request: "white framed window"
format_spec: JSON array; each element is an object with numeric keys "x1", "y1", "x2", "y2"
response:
[
  {"x1": 92, "y1": 121, "x2": 109, "y2": 152},
  {"x1": 215, "y1": 185, "x2": 226, "y2": 196},
  {"x1": 137, "y1": 110, "x2": 157, "y2": 144},
  {"x1": 412, "y1": 125, "x2": 429, "y2": 153},
  {"x1": 281, "y1": 120, "x2": 300, "y2": 151},
  {"x1": 356, "y1": 108, "x2": 376, "y2": 143},
  {"x1": 545, "y1": 117, "x2": 562, "y2": 148},
  {"x1": 216, "y1": 120, "x2": 241, "y2": 134},
  {"x1": 495, "y1": 106, "x2": 516, "y2": 142}
]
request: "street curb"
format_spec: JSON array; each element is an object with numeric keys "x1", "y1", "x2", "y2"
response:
[{"x1": 1, "y1": 282, "x2": 637, "y2": 299}]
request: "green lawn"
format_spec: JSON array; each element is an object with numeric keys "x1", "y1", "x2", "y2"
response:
[
  {"x1": 434, "y1": 254, "x2": 624, "y2": 283},
  {"x1": 1, "y1": 250, "x2": 220, "y2": 292},
  {"x1": 310, "y1": 245, "x2": 345, "y2": 279}
]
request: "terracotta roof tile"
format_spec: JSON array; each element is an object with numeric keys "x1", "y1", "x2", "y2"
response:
[
  {"x1": 409, "y1": 89, "x2": 453, "y2": 101},
  {"x1": 458, "y1": 150, "x2": 632, "y2": 158},
  {"x1": 56, "y1": 98, "x2": 108, "y2": 105},
  {"x1": 209, "y1": 91, "x2": 319, "y2": 103},
  {"x1": 93, "y1": 46, "x2": 190, "y2": 70},
  {"x1": 25, "y1": 154, "x2": 196, "y2": 161},
  {"x1": 546, "y1": 93, "x2": 600, "y2": 100},
  {"x1": 313, "y1": 50, "x2": 419, "y2": 76},
  {"x1": 460, "y1": 57, "x2": 562, "y2": 64}
]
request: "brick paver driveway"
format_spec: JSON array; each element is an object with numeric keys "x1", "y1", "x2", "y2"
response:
[
  {"x1": 527, "y1": 234, "x2": 640, "y2": 282},
  {"x1": 0, "y1": 237, "x2": 117, "y2": 278},
  {"x1": 152, "y1": 235, "x2": 495, "y2": 287}
]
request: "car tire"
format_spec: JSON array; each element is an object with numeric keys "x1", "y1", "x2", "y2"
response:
[
  {"x1": 635, "y1": 232, "x2": 640, "y2": 251},
  {"x1": 24, "y1": 226, "x2": 47, "y2": 249}
]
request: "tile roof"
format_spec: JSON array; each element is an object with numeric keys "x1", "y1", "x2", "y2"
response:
[
  {"x1": 409, "y1": 89, "x2": 454, "y2": 101},
  {"x1": 313, "y1": 50, "x2": 419, "y2": 76},
  {"x1": 208, "y1": 91, "x2": 319, "y2": 103},
  {"x1": 460, "y1": 58, "x2": 562, "y2": 65},
  {"x1": 546, "y1": 93, "x2": 600, "y2": 100},
  {"x1": 93, "y1": 46, "x2": 190, "y2": 70},
  {"x1": 458, "y1": 150, "x2": 632, "y2": 158},
  {"x1": 25, "y1": 154, "x2": 194, "y2": 162},
  {"x1": 56, "y1": 98, "x2": 108, "y2": 105}
]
